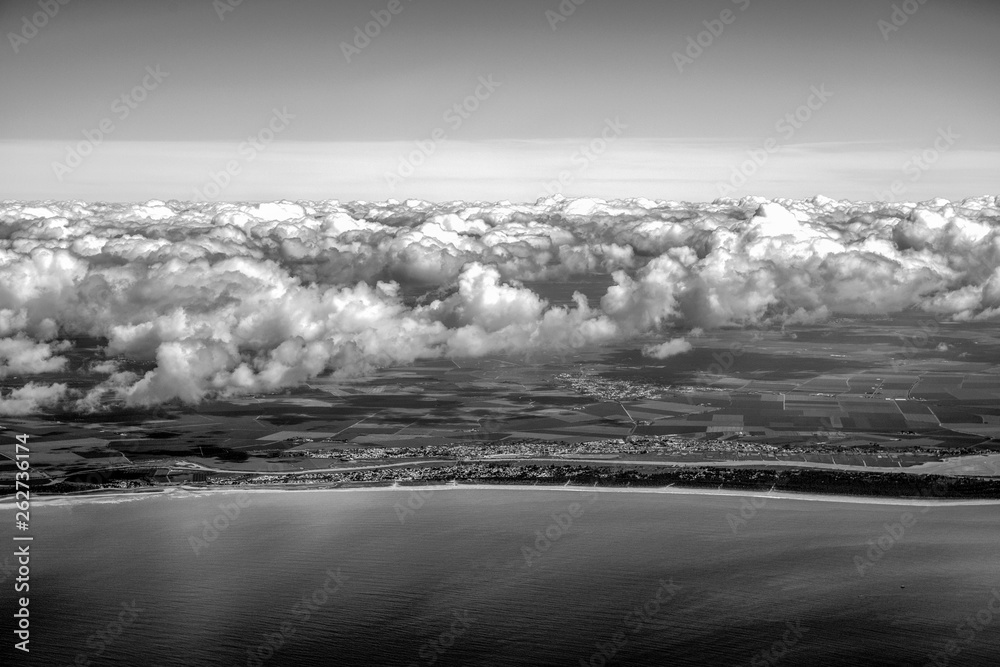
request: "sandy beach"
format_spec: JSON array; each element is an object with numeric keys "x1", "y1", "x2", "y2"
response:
[{"x1": 9, "y1": 480, "x2": 1000, "y2": 509}]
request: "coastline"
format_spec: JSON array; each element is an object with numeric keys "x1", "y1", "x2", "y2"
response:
[{"x1": 7, "y1": 480, "x2": 1000, "y2": 509}]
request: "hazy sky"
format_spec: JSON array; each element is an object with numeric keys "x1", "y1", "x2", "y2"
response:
[{"x1": 2, "y1": 0, "x2": 998, "y2": 202}]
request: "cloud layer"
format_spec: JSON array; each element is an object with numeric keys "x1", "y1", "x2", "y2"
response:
[{"x1": 1, "y1": 194, "x2": 998, "y2": 414}]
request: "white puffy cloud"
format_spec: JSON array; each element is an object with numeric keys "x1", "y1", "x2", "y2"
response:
[
  {"x1": 0, "y1": 382, "x2": 68, "y2": 416},
  {"x1": 0, "y1": 336, "x2": 69, "y2": 377},
  {"x1": 642, "y1": 338, "x2": 693, "y2": 360},
  {"x1": 0, "y1": 195, "x2": 998, "y2": 413}
]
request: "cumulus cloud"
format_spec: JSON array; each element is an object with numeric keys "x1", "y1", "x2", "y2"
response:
[
  {"x1": 0, "y1": 194, "x2": 999, "y2": 413},
  {"x1": 642, "y1": 338, "x2": 693, "y2": 360},
  {"x1": 0, "y1": 336, "x2": 69, "y2": 377},
  {"x1": 0, "y1": 382, "x2": 68, "y2": 416},
  {"x1": 89, "y1": 360, "x2": 121, "y2": 374}
]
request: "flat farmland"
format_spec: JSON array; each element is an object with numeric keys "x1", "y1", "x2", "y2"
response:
[{"x1": 2, "y1": 314, "x2": 998, "y2": 486}]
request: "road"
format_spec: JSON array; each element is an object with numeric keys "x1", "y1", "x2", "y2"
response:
[{"x1": 165, "y1": 452, "x2": 1000, "y2": 478}]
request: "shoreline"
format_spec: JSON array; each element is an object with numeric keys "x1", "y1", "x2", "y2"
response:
[{"x1": 7, "y1": 480, "x2": 1000, "y2": 509}]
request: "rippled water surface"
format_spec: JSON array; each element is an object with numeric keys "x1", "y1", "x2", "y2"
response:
[{"x1": 4, "y1": 488, "x2": 999, "y2": 666}]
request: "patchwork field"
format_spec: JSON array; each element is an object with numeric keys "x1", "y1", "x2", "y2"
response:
[{"x1": 2, "y1": 314, "x2": 998, "y2": 486}]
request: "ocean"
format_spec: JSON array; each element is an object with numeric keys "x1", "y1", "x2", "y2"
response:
[{"x1": 3, "y1": 487, "x2": 999, "y2": 666}]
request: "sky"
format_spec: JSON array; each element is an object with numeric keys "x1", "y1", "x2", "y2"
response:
[{"x1": 1, "y1": 0, "x2": 999, "y2": 202}]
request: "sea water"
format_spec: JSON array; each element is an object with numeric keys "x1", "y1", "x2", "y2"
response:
[{"x1": 2, "y1": 487, "x2": 998, "y2": 666}]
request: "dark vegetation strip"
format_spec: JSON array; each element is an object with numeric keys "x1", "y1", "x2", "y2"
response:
[{"x1": 13, "y1": 463, "x2": 1000, "y2": 499}]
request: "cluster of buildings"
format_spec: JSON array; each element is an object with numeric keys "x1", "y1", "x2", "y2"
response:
[
  {"x1": 265, "y1": 433, "x2": 908, "y2": 466},
  {"x1": 555, "y1": 373, "x2": 665, "y2": 402},
  {"x1": 206, "y1": 463, "x2": 532, "y2": 486},
  {"x1": 285, "y1": 437, "x2": 698, "y2": 462},
  {"x1": 627, "y1": 435, "x2": 780, "y2": 453}
]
